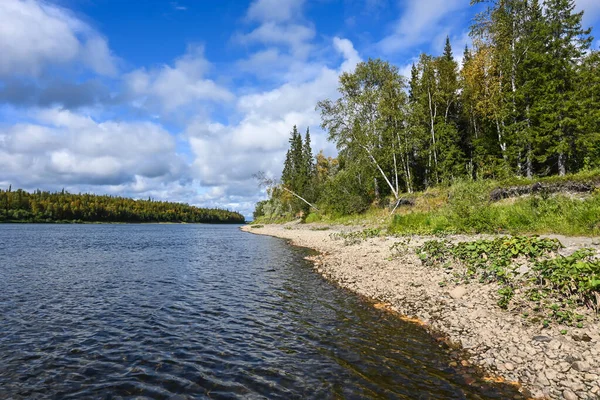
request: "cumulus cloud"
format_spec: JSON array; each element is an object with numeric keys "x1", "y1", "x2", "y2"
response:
[
  {"x1": 0, "y1": 0, "x2": 117, "y2": 77},
  {"x1": 378, "y1": 0, "x2": 470, "y2": 54},
  {"x1": 186, "y1": 37, "x2": 360, "y2": 212},
  {"x1": 0, "y1": 79, "x2": 112, "y2": 109},
  {"x1": 246, "y1": 0, "x2": 304, "y2": 23},
  {"x1": 0, "y1": 109, "x2": 186, "y2": 188},
  {"x1": 235, "y1": 22, "x2": 315, "y2": 53},
  {"x1": 125, "y1": 45, "x2": 233, "y2": 113},
  {"x1": 234, "y1": 0, "x2": 315, "y2": 69}
]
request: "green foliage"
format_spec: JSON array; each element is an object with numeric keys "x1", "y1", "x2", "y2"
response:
[
  {"x1": 254, "y1": 1, "x2": 600, "y2": 228},
  {"x1": 390, "y1": 176, "x2": 600, "y2": 236},
  {"x1": 318, "y1": 168, "x2": 371, "y2": 216},
  {"x1": 254, "y1": 125, "x2": 317, "y2": 221},
  {"x1": 253, "y1": 200, "x2": 268, "y2": 220},
  {"x1": 452, "y1": 236, "x2": 562, "y2": 284},
  {"x1": 533, "y1": 249, "x2": 600, "y2": 310},
  {"x1": 305, "y1": 213, "x2": 322, "y2": 223},
  {"x1": 416, "y1": 240, "x2": 453, "y2": 267},
  {"x1": 0, "y1": 188, "x2": 245, "y2": 224},
  {"x1": 414, "y1": 235, "x2": 600, "y2": 325}
]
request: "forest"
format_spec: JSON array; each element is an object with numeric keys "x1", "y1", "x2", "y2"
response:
[
  {"x1": 0, "y1": 187, "x2": 245, "y2": 224},
  {"x1": 254, "y1": 0, "x2": 600, "y2": 232}
]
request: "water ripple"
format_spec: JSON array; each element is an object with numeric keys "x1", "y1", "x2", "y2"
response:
[{"x1": 0, "y1": 224, "x2": 519, "y2": 399}]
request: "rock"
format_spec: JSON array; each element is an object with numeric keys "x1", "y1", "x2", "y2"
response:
[
  {"x1": 547, "y1": 340, "x2": 562, "y2": 350},
  {"x1": 545, "y1": 368, "x2": 558, "y2": 381},
  {"x1": 584, "y1": 373, "x2": 598, "y2": 381},
  {"x1": 562, "y1": 389, "x2": 578, "y2": 400},
  {"x1": 536, "y1": 372, "x2": 550, "y2": 386},
  {"x1": 533, "y1": 362, "x2": 544, "y2": 371},
  {"x1": 516, "y1": 264, "x2": 530, "y2": 275},
  {"x1": 449, "y1": 286, "x2": 467, "y2": 300},
  {"x1": 511, "y1": 356, "x2": 524, "y2": 364},
  {"x1": 572, "y1": 333, "x2": 592, "y2": 342},
  {"x1": 559, "y1": 362, "x2": 571, "y2": 372},
  {"x1": 504, "y1": 362, "x2": 515, "y2": 371},
  {"x1": 572, "y1": 361, "x2": 590, "y2": 372},
  {"x1": 532, "y1": 335, "x2": 552, "y2": 342}
]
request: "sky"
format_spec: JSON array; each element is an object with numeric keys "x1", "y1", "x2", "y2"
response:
[{"x1": 1, "y1": 0, "x2": 599, "y2": 219}]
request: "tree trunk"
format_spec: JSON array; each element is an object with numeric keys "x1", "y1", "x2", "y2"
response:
[
  {"x1": 526, "y1": 146, "x2": 533, "y2": 179},
  {"x1": 280, "y1": 187, "x2": 319, "y2": 211},
  {"x1": 362, "y1": 145, "x2": 399, "y2": 199},
  {"x1": 558, "y1": 152, "x2": 566, "y2": 176},
  {"x1": 427, "y1": 88, "x2": 439, "y2": 182}
]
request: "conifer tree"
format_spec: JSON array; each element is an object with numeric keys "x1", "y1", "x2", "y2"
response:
[{"x1": 539, "y1": 0, "x2": 592, "y2": 175}]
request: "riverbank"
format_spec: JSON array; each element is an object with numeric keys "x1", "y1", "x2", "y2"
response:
[{"x1": 241, "y1": 223, "x2": 600, "y2": 399}]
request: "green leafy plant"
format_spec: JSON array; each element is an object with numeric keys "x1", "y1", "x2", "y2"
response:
[{"x1": 415, "y1": 239, "x2": 452, "y2": 267}]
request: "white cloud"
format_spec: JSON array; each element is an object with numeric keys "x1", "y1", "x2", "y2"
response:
[
  {"x1": 246, "y1": 0, "x2": 304, "y2": 23},
  {"x1": 234, "y1": 0, "x2": 314, "y2": 67},
  {"x1": 125, "y1": 45, "x2": 233, "y2": 112},
  {"x1": 0, "y1": 0, "x2": 117, "y2": 77},
  {"x1": 0, "y1": 109, "x2": 186, "y2": 187},
  {"x1": 378, "y1": 0, "x2": 469, "y2": 54},
  {"x1": 186, "y1": 37, "x2": 359, "y2": 211},
  {"x1": 235, "y1": 22, "x2": 315, "y2": 54},
  {"x1": 334, "y1": 37, "x2": 361, "y2": 73}
]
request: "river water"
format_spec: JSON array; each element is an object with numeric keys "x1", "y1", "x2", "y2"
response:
[{"x1": 0, "y1": 224, "x2": 519, "y2": 399}]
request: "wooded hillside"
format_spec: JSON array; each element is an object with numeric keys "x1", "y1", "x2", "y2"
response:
[
  {"x1": 255, "y1": 0, "x2": 600, "y2": 222},
  {"x1": 0, "y1": 188, "x2": 245, "y2": 224}
]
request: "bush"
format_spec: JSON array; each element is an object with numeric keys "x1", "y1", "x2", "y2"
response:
[
  {"x1": 319, "y1": 170, "x2": 371, "y2": 215},
  {"x1": 305, "y1": 212, "x2": 322, "y2": 223}
]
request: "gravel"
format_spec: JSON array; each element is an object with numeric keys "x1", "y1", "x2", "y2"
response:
[{"x1": 242, "y1": 224, "x2": 600, "y2": 400}]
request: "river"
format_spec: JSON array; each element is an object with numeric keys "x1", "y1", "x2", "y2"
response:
[{"x1": 0, "y1": 224, "x2": 518, "y2": 399}]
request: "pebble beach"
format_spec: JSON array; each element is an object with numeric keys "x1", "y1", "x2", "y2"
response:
[{"x1": 242, "y1": 224, "x2": 600, "y2": 399}]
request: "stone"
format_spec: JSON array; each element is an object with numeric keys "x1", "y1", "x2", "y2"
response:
[
  {"x1": 449, "y1": 286, "x2": 467, "y2": 300},
  {"x1": 532, "y1": 335, "x2": 552, "y2": 342},
  {"x1": 572, "y1": 361, "x2": 590, "y2": 372},
  {"x1": 516, "y1": 264, "x2": 530, "y2": 275},
  {"x1": 545, "y1": 369, "x2": 558, "y2": 381},
  {"x1": 559, "y1": 362, "x2": 571, "y2": 372},
  {"x1": 571, "y1": 333, "x2": 592, "y2": 342},
  {"x1": 547, "y1": 340, "x2": 561, "y2": 350},
  {"x1": 504, "y1": 362, "x2": 515, "y2": 371},
  {"x1": 562, "y1": 389, "x2": 578, "y2": 400},
  {"x1": 536, "y1": 373, "x2": 550, "y2": 386},
  {"x1": 511, "y1": 356, "x2": 524, "y2": 364},
  {"x1": 583, "y1": 373, "x2": 597, "y2": 380}
]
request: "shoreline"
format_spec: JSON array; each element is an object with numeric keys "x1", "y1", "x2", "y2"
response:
[{"x1": 241, "y1": 223, "x2": 600, "y2": 400}]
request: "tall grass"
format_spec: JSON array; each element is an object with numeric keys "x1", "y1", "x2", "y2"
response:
[{"x1": 389, "y1": 179, "x2": 600, "y2": 236}]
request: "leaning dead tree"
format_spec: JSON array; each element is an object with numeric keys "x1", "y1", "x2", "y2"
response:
[{"x1": 253, "y1": 171, "x2": 319, "y2": 211}]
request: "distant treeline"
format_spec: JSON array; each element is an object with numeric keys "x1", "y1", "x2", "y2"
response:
[{"x1": 0, "y1": 187, "x2": 245, "y2": 224}]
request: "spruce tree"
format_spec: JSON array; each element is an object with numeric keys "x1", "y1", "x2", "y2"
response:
[{"x1": 539, "y1": 0, "x2": 592, "y2": 175}]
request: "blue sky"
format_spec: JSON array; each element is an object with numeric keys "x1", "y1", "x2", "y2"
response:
[{"x1": 1, "y1": 0, "x2": 599, "y2": 218}]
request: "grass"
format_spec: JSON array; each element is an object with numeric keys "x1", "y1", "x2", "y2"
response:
[
  {"x1": 389, "y1": 171, "x2": 600, "y2": 236},
  {"x1": 257, "y1": 170, "x2": 600, "y2": 237}
]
